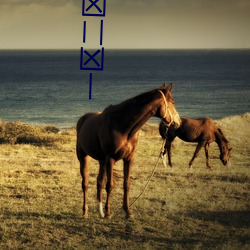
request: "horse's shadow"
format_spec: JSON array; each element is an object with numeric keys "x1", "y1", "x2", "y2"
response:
[
  {"x1": 4, "y1": 209, "x2": 249, "y2": 247},
  {"x1": 189, "y1": 210, "x2": 250, "y2": 228}
]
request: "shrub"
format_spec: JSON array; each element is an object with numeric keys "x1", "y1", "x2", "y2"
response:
[
  {"x1": 43, "y1": 125, "x2": 60, "y2": 134},
  {"x1": 0, "y1": 121, "x2": 69, "y2": 146}
]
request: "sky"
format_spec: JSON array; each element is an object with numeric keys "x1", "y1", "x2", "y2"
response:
[{"x1": 0, "y1": 0, "x2": 249, "y2": 49}]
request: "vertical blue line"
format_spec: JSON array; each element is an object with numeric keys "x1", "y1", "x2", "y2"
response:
[
  {"x1": 80, "y1": 47, "x2": 83, "y2": 70},
  {"x1": 100, "y1": 20, "x2": 103, "y2": 46},
  {"x1": 89, "y1": 73, "x2": 92, "y2": 99},
  {"x1": 103, "y1": 0, "x2": 106, "y2": 16},
  {"x1": 101, "y1": 47, "x2": 104, "y2": 69},
  {"x1": 82, "y1": 0, "x2": 85, "y2": 16},
  {"x1": 83, "y1": 21, "x2": 86, "y2": 43}
]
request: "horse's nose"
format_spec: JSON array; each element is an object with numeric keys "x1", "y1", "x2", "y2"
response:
[
  {"x1": 172, "y1": 122, "x2": 180, "y2": 129},
  {"x1": 173, "y1": 118, "x2": 181, "y2": 129},
  {"x1": 223, "y1": 159, "x2": 228, "y2": 166}
]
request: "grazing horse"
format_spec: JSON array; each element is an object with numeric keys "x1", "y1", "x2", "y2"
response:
[
  {"x1": 159, "y1": 117, "x2": 232, "y2": 169},
  {"x1": 76, "y1": 83, "x2": 181, "y2": 219}
]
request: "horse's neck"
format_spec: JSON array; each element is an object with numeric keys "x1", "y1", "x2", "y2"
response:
[
  {"x1": 215, "y1": 130, "x2": 228, "y2": 154},
  {"x1": 128, "y1": 108, "x2": 156, "y2": 137},
  {"x1": 110, "y1": 91, "x2": 160, "y2": 137}
]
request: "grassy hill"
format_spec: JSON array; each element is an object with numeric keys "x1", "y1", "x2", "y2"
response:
[{"x1": 0, "y1": 113, "x2": 249, "y2": 249}]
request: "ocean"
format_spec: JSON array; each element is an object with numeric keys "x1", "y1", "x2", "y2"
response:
[{"x1": 0, "y1": 49, "x2": 249, "y2": 129}]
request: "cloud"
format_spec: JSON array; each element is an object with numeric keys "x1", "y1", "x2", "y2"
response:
[
  {"x1": 0, "y1": 0, "x2": 249, "y2": 49},
  {"x1": 0, "y1": 1, "x2": 83, "y2": 49},
  {"x1": 2, "y1": 0, "x2": 249, "y2": 13},
  {"x1": 3, "y1": 0, "x2": 249, "y2": 7},
  {"x1": 0, "y1": 0, "x2": 80, "y2": 7}
]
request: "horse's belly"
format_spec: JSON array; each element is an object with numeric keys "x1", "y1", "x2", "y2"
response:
[{"x1": 84, "y1": 145, "x2": 105, "y2": 161}]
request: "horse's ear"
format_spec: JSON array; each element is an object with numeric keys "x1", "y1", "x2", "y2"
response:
[
  {"x1": 159, "y1": 83, "x2": 167, "y2": 90},
  {"x1": 166, "y1": 83, "x2": 173, "y2": 94}
]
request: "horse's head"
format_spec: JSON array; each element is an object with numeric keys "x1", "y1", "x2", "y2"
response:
[
  {"x1": 220, "y1": 143, "x2": 232, "y2": 166},
  {"x1": 156, "y1": 83, "x2": 181, "y2": 129},
  {"x1": 220, "y1": 147, "x2": 232, "y2": 165},
  {"x1": 217, "y1": 128, "x2": 232, "y2": 166}
]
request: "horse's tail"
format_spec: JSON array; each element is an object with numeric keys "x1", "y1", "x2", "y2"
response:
[
  {"x1": 76, "y1": 114, "x2": 92, "y2": 160},
  {"x1": 76, "y1": 112, "x2": 101, "y2": 135},
  {"x1": 76, "y1": 114, "x2": 91, "y2": 137},
  {"x1": 76, "y1": 115, "x2": 85, "y2": 135}
]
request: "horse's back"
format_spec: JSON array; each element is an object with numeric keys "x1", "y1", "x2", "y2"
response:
[
  {"x1": 181, "y1": 117, "x2": 215, "y2": 128},
  {"x1": 201, "y1": 117, "x2": 217, "y2": 133},
  {"x1": 176, "y1": 117, "x2": 216, "y2": 142}
]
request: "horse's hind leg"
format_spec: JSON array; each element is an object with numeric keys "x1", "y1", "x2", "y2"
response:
[
  {"x1": 78, "y1": 150, "x2": 91, "y2": 218},
  {"x1": 204, "y1": 143, "x2": 211, "y2": 169},
  {"x1": 97, "y1": 160, "x2": 106, "y2": 218},
  {"x1": 189, "y1": 141, "x2": 205, "y2": 168}
]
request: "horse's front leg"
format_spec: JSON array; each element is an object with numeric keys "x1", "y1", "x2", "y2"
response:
[
  {"x1": 161, "y1": 140, "x2": 167, "y2": 168},
  {"x1": 105, "y1": 157, "x2": 115, "y2": 218},
  {"x1": 189, "y1": 141, "x2": 205, "y2": 168},
  {"x1": 97, "y1": 160, "x2": 106, "y2": 218},
  {"x1": 123, "y1": 156, "x2": 134, "y2": 219},
  {"x1": 204, "y1": 143, "x2": 212, "y2": 169},
  {"x1": 166, "y1": 140, "x2": 173, "y2": 167},
  {"x1": 79, "y1": 155, "x2": 90, "y2": 218}
]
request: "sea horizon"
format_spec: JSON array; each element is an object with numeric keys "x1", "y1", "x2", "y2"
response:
[
  {"x1": 0, "y1": 49, "x2": 249, "y2": 129},
  {"x1": 0, "y1": 48, "x2": 249, "y2": 52}
]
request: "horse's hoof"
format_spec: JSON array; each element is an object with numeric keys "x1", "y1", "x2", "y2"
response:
[
  {"x1": 126, "y1": 216, "x2": 134, "y2": 221},
  {"x1": 83, "y1": 214, "x2": 89, "y2": 219},
  {"x1": 98, "y1": 203, "x2": 105, "y2": 218},
  {"x1": 105, "y1": 214, "x2": 112, "y2": 219},
  {"x1": 162, "y1": 155, "x2": 167, "y2": 168},
  {"x1": 125, "y1": 213, "x2": 134, "y2": 220}
]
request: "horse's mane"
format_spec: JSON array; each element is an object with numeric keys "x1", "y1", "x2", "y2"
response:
[
  {"x1": 106, "y1": 88, "x2": 159, "y2": 114},
  {"x1": 121, "y1": 88, "x2": 161, "y2": 105},
  {"x1": 215, "y1": 127, "x2": 229, "y2": 143}
]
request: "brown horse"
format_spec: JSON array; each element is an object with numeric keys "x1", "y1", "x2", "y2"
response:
[
  {"x1": 159, "y1": 117, "x2": 232, "y2": 169},
  {"x1": 76, "y1": 83, "x2": 181, "y2": 219}
]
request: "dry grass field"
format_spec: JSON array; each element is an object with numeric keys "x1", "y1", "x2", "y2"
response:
[{"x1": 0, "y1": 113, "x2": 249, "y2": 249}]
